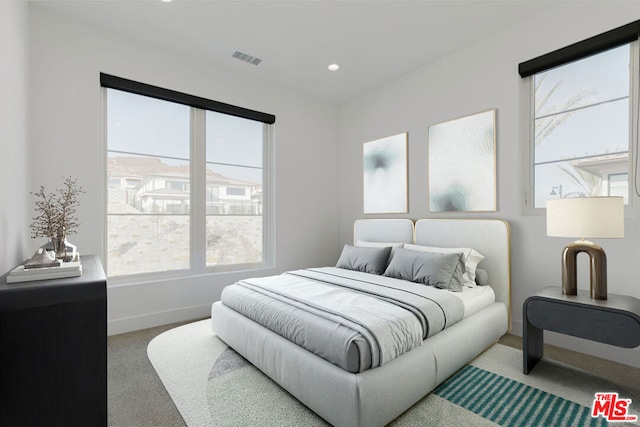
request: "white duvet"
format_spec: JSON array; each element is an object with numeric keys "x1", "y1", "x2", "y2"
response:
[{"x1": 221, "y1": 267, "x2": 471, "y2": 373}]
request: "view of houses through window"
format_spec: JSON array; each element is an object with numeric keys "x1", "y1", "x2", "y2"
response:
[
  {"x1": 106, "y1": 88, "x2": 266, "y2": 278},
  {"x1": 531, "y1": 43, "x2": 632, "y2": 209}
]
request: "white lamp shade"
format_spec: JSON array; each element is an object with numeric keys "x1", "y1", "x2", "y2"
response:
[{"x1": 547, "y1": 197, "x2": 624, "y2": 239}]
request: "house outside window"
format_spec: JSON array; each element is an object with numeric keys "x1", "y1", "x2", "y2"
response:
[
  {"x1": 103, "y1": 74, "x2": 275, "y2": 279},
  {"x1": 528, "y1": 43, "x2": 632, "y2": 210}
]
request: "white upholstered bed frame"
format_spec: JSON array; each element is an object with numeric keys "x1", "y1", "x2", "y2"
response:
[{"x1": 212, "y1": 218, "x2": 511, "y2": 426}]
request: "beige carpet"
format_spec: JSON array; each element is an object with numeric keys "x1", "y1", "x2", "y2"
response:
[
  {"x1": 148, "y1": 319, "x2": 640, "y2": 426},
  {"x1": 109, "y1": 322, "x2": 188, "y2": 427}
]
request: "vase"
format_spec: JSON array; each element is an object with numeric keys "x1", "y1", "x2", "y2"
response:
[
  {"x1": 50, "y1": 238, "x2": 66, "y2": 260},
  {"x1": 48, "y1": 238, "x2": 77, "y2": 262}
]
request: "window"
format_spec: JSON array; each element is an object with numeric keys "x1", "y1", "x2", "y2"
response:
[
  {"x1": 226, "y1": 187, "x2": 247, "y2": 197},
  {"x1": 609, "y1": 173, "x2": 629, "y2": 201},
  {"x1": 529, "y1": 44, "x2": 632, "y2": 209},
  {"x1": 205, "y1": 111, "x2": 264, "y2": 266},
  {"x1": 102, "y1": 74, "x2": 274, "y2": 279},
  {"x1": 167, "y1": 181, "x2": 189, "y2": 191},
  {"x1": 125, "y1": 178, "x2": 141, "y2": 188},
  {"x1": 520, "y1": 20, "x2": 640, "y2": 212}
]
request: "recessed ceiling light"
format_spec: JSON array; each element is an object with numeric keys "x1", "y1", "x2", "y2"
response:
[
  {"x1": 328, "y1": 64, "x2": 340, "y2": 71},
  {"x1": 161, "y1": 0, "x2": 172, "y2": 3}
]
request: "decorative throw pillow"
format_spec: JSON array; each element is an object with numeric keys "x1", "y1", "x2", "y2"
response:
[
  {"x1": 383, "y1": 248, "x2": 464, "y2": 291},
  {"x1": 403, "y1": 243, "x2": 484, "y2": 287},
  {"x1": 335, "y1": 244, "x2": 392, "y2": 275},
  {"x1": 475, "y1": 268, "x2": 489, "y2": 286},
  {"x1": 356, "y1": 240, "x2": 404, "y2": 262}
]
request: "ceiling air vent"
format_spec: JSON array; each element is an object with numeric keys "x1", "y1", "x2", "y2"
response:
[{"x1": 232, "y1": 50, "x2": 262, "y2": 66}]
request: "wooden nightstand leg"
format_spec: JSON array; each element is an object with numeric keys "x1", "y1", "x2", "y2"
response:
[{"x1": 523, "y1": 306, "x2": 543, "y2": 374}]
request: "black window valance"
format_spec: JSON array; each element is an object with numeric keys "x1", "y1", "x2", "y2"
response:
[
  {"x1": 100, "y1": 73, "x2": 275, "y2": 124},
  {"x1": 518, "y1": 20, "x2": 640, "y2": 78}
]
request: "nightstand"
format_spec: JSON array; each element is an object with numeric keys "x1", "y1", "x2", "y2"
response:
[
  {"x1": 523, "y1": 286, "x2": 640, "y2": 374},
  {"x1": 0, "y1": 255, "x2": 107, "y2": 426}
]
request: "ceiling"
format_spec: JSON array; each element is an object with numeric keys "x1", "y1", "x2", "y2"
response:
[{"x1": 36, "y1": 0, "x2": 557, "y2": 104}]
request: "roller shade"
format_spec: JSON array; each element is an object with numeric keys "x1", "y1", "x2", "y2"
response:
[
  {"x1": 518, "y1": 20, "x2": 640, "y2": 78},
  {"x1": 100, "y1": 73, "x2": 275, "y2": 124}
]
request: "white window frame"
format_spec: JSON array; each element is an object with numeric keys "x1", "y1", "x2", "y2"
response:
[
  {"x1": 101, "y1": 75, "x2": 275, "y2": 283},
  {"x1": 523, "y1": 40, "x2": 640, "y2": 216}
]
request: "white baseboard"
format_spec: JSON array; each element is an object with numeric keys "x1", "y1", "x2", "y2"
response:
[
  {"x1": 510, "y1": 318, "x2": 523, "y2": 336},
  {"x1": 107, "y1": 304, "x2": 212, "y2": 336}
]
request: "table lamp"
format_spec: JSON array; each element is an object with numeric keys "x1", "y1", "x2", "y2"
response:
[{"x1": 546, "y1": 197, "x2": 624, "y2": 300}]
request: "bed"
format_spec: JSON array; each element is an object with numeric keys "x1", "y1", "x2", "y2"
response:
[{"x1": 211, "y1": 218, "x2": 511, "y2": 426}]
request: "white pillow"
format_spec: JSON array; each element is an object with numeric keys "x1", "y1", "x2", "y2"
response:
[
  {"x1": 356, "y1": 241, "x2": 404, "y2": 262},
  {"x1": 403, "y1": 243, "x2": 484, "y2": 287}
]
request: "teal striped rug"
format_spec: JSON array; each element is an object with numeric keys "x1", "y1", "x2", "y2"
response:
[{"x1": 435, "y1": 365, "x2": 607, "y2": 427}]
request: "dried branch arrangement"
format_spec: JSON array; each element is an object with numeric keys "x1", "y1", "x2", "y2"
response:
[{"x1": 30, "y1": 177, "x2": 84, "y2": 241}]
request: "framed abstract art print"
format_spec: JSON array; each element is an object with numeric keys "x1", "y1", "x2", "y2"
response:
[
  {"x1": 428, "y1": 109, "x2": 496, "y2": 213},
  {"x1": 363, "y1": 132, "x2": 408, "y2": 214}
]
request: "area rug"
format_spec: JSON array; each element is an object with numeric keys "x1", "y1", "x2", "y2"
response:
[{"x1": 148, "y1": 319, "x2": 640, "y2": 426}]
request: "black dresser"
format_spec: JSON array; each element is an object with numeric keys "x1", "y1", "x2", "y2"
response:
[{"x1": 0, "y1": 255, "x2": 107, "y2": 426}]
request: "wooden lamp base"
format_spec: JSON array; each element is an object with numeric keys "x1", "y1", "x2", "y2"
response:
[{"x1": 562, "y1": 241, "x2": 607, "y2": 300}]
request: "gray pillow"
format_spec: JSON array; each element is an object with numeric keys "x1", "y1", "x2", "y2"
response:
[
  {"x1": 383, "y1": 248, "x2": 464, "y2": 291},
  {"x1": 336, "y1": 244, "x2": 392, "y2": 275},
  {"x1": 475, "y1": 268, "x2": 489, "y2": 286}
]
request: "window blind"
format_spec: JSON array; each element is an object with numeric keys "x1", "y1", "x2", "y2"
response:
[
  {"x1": 100, "y1": 73, "x2": 275, "y2": 124},
  {"x1": 518, "y1": 20, "x2": 640, "y2": 78}
]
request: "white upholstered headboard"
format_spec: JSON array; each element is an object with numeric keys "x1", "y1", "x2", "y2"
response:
[
  {"x1": 353, "y1": 219, "x2": 414, "y2": 244},
  {"x1": 353, "y1": 218, "x2": 511, "y2": 326},
  {"x1": 415, "y1": 219, "x2": 511, "y2": 315}
]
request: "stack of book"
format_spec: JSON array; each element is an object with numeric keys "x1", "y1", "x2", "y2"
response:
[{"x1": 6, "y1": 259, "x2": 82, "y2": 283}]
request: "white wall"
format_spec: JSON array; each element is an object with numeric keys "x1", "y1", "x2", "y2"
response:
[
  {"x1": 338, "y1": 2, "x2": 640, "y2": 368},
  {"x1": 15, "y1": 1, "x2": 640, "y2": 366},
  {"x1": 0, "y1": 2, "x2": 30, "y2": 275},
  {"x1": 28, "y1": 4, "x2": 340, "y2": 334}
]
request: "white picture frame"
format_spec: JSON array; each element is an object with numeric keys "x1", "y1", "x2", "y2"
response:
[
  {"x1": 428, "y1": 109, "x2": 496, "y2": 212},
  {"x1": 363, "y1": 132, "x2": 408, "y2": 214}
]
